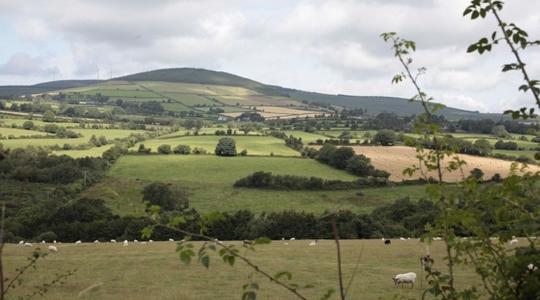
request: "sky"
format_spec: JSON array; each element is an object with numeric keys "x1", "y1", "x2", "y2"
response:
[{"x1": 0, "y1": 0, "x2": 539, "y2": 113}]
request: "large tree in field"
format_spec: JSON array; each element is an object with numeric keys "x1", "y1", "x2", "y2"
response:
[{"x1": 215, "y1": 137, "x2": 237, "y2": 156}]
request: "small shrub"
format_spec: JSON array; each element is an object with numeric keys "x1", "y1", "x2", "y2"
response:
[
  {"x1": 173, "y1": 144, "x2": 191, "y2": 154},
  {"x1": 157, "y1": 144, "x2": 172, "y2": 154}
]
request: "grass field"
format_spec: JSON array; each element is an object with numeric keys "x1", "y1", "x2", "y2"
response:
[
  {"x1": 2, "y1": 239, "x2": 493, "y2": 299},
  {"x1": 54, "y1": 144, "x2": 115, "y2": 158},
  {"x1": 0, "y1": 127, "x2": 52, "y2": 137},
  {"x1": 84, "y1": 155, "x2": 427, "y2": 215},
  {"x1": 282, "y1": 131, "x2": 329, "y2": 143},
  {"x1": 133, "y1": 135, "x2": 299, "y2": 156}
]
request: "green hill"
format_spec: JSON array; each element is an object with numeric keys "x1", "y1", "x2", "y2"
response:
[{"x1": 0, "y1": 68, "x2": 500, "y2": 119}]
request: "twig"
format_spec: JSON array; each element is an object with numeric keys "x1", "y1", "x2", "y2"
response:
[{"x1": 331, "y1": 216, "x2": 345, "y2": 300}]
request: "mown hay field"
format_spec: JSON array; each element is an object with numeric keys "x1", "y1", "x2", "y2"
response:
[
  {"x1": 348, "y1": 146, "x2": 540, "y2": 182},
  {"x1": 2, "y1": 239, "x2": 492, "y2": 300}
]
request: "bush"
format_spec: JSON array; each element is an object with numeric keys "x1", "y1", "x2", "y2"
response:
[
  {"x1": 142, "y1": 182, "x2": 188, "y2": 211},
  {"x1": 192, "y1": 147, "x2": 207, "y2": 155},
  {"x1": 138, "y1": 144, "x2": 151, "y2": 154},
  {"x1": 345, "y1": 154, "x2": 374, "y2": 176},
  {"x1": 373, "y1": 130, "x2": 396, "y2": 146},
  {"x1": 173, "y1": 144, "x2": 191, "y2": 154},
  {"x1": 157, "y1": 144, "x2": 172, "y2": 154},
  {"x1": 469, "y1": 168, "x2": 484, "y2": 180},
  {"x1": 215, "y1": 137, "x2": 237, "y2": 156},
  {"x1": 35, "y1": 231, "x2": 58, "y2": 242},
  {"x1": 329, "y1": 147, "x2": 355, "y2": 169},
  {"x1": 22, "y1": 120, "x2": 34, "y2": 130},
  {"x1": 240, "y1": 149, "x2": 248, "y2": 156},
  {"x1": 494, "y1": 140, "x2": 518, "y2": 150}
]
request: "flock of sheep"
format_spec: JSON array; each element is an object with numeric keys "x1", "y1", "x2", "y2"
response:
[{"x1": 15, "y1": 236, "x2": 527, "y2": 289}]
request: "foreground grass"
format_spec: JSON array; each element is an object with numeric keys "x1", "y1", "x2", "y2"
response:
[{"x1": 3, "y1": 239, "x2": 484, "y2": 300}]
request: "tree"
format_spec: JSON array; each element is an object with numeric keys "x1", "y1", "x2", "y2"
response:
[
  {"x1": 22, "y1": 121, "x2": 34, "y2": 130},
  {"x1": 373, "y1": 130, "x2": 396, "y2": 146},
  {"x1": 173, "y1": 144, "x2": 191, "y2": 154},
  {"x1": 157, "y1": 144, "x2": 172, "y2": 154},
  {"x1": 215, "y1": 137, "x2": 237, "y2": 156},
  {"x1": 329, "y1": 147, "x2": 355, "y2": 169},
  {"x1": 42, "y1": 110, "x2": 56, "y2": 122},
  {"x1": 142, "y1": 182, "x2": 188, "y2": 211},
  {"x1": 492, "y1": 125, "x2": 510, "y2": 138},
  {"x1": 469, "y1": 168, "x2": 484, "y2": 180},
  {"x1": 239, "y1": 123, "x2": 254, "y2": 135},
  {"x1": 345, "y1": 155, "x2": 374, "y2": 176},
  {"x1": 316, "y1": 144, "x2": 337, "y2": 163},
  {"x1": 473, "y1": 138, "x2": 492, "y2": 156},
  {"x1": 138, "y1": 144, "x2": 151, "y2": 154}
]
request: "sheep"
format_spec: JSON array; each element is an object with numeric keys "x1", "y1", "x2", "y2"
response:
[
  {"x1": 149, "y1": 240, "x2": 154, "y2": 243},
  {"x1": 123, "y1": 240, "x2": 128, "y2": 246},
  {"x1": 384, "y1": 239, "x2": 391, "y2": 245},
  {"x1": 433, "y1": 237, "x2": 442, "y2": 241},
  {"x1": 400, "y1": 237, "x2": 406, "y2": 241},
  {"x1": 392, "y1": 272, "x2": 417, "y2": 288},
  {"x1": 168, "y1": 238, "x2": 174, "y2": 242},
  {"x1": 509, "y1": 238, "x2": 518, "y2": 245},
  {"x1": 48, "y1": 245, "x2": 58, "y2": 252},
  {"x1": 18, "y1": 240, "x2": 24, "y2": 246},
  {"x1": 141, "y1": 241, "x2": 147, "y2": 245},
  {"x1": 309, "y1": 240, "x2": 318, "y2": 246},
  {"x1": 94, "y1": 240, "x2": 100, "y2": 244},
  {"x1": 281, "y1": 238, "x2": 288, "y2": 245},
  {"x1": 53, "y1": 240, "x2": 57, "y2": 244},
  {"x1": 110, "y1": 239, "x2": 117, "y2": 243},
  {"x1": 75, "y1": 240, "x2": 82, "y2": 245},
  {"x1": 41, "y1": 240, "x2": 46, "y2": 244},
  {"x1": 290, "y1": 238, "x2": 295, "y2": 241},
  {"x1": 24, "y1": 242, "x2": 33, "y2": 247},
  {"x1": 133, "y1": 240, "x2": 138, "y2": 243}
]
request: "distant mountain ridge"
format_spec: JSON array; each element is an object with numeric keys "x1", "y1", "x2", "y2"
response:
[{"x1": 0, "y1": 68, "x2": 500, "y2": 120}]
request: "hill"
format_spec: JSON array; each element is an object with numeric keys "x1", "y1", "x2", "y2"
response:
[{"x1": 0, "y1": 68, "x2": 500, "y2": 119}]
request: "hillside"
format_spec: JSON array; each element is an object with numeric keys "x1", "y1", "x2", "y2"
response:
[{"x1": 0, "y1": 68, "x2": 500, "y2": 119}]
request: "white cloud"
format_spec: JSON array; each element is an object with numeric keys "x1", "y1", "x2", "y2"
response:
[{"x1": 0, "y1": 0, "x2": 539, "y2": 113}]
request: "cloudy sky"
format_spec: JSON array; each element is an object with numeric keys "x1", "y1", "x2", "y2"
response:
[{"x1": 0, "y1": 0, "x2": 539, "y2": 113}]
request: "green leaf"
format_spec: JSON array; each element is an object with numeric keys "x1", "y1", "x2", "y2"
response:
[
  {"x1": 467, "y1": 44, "x2": 478, "y2": 53},
  {"x1": 169, "y1": 216, "x2": 187, "y2": 227},
  {"x1": 180, "y1": 250, "x2": 194, "y2": 265},
  {"x1": 200, "y1": 255, "x2": 210, "y2": 269},
  {"x1": 141, "y1": 226, "x2": 154, "y2": 239}
]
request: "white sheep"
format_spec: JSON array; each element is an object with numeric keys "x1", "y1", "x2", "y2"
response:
[
  {"x1": 433, "y1": 237, "x2": 442, "y2": 241},
  {"x1": 168, "y1": 238, "x2": 174, "y2": 242},
  {"x1": 309, "y1": 240, "x2": 318, "y2": 246},
  {"x1": 24, "y1": 242, "x2": 33, "y2": 247},
  {"x1": 123, "y1": 240, "x2": 128, "y2": 246},
  {"x1": 94, "y1": 240, "x2": 100, "y2": 244},
  {"x1": 53, "y1": 240, "x2": 57, "y2": 244},
  {"x1": 509, "y1": 238, "x2": 518, "y2": 245},
  {"x1": 141, "y1": 241, "x2": 147, "y2": 245},
  {"x1": 400, "y1": 237, "x2": 406, "y2": 241},
  {"x1": 18, "y1": 240, "x2": 24, "y2": 246},
  {"x1": 392, "y1": 272, "x2": 417, "y2": 288},
  {"x1": 134, "y1": 240, "x2": 138, "y2": 243},
  {"x1": 110, "y1": 239, "x2": 117, "y2": 243},
  {"x1": 48, "y1": 245, "x2": 58, "y2": 252},
  {"x1": 41, "y1": 240, "x2": 46, "y2": 244},
  {"x1": 149, "y1": 240, "x2": 154, "y2": 243},
  {"x1": 75, "y1": 240, "x2": 82, "y2": 245},
  {"x1": 290, "y1": 237, "x2": 295, "y2": 241}
]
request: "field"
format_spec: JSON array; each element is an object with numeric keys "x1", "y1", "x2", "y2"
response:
[
  {"x1": 133, "y1": 135, "x2": 299, "y2": 156},
  {"x1": 0, "y1": 127, "x2": 52, "y2": 137},
  {"x1": 345, "y1": 146, "x2": 539, "y2": 182},
  {"x1": 84, "y1": 155, "x2": 427, "y2": 215},
  {"x1": 2, "y1": 239, "x2": 493, "y2": 300},
  {"x1": 220, "y1": 106, "x2": 324, "y2": 120}
]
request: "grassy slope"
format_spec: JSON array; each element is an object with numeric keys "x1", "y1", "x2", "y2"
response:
[
  {"x1": 0, "y1": 127, "x2": 53, "y2": 137},
  {"x1": 133, "y1": 135, "x2": 300, "y2": 156},
  {"x1": 85, "y1": 155, "x2": 426, "y2": 215},
  {"x1": 3, "y1": 239, "x2": 486, "y2": 300}
]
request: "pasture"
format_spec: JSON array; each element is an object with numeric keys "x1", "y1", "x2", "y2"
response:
[
  {"x1": 3, "y1": 239, "x2": 488, "y2": 300},
  {"x1": 0, "y1": 127, "x2": 52, "y2": 137},
  {"x1": 132, "y1": 135, "x2": 299, "y2": 156},
  {"x1": 86, "y1": 155, "x2": 427, "y2": 215}
]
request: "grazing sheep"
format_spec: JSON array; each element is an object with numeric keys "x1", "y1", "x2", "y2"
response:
[
  {"x1": 509, "y1": 238, "x2": 518, "y2": 245},
  {"x1": 24, "y1": 242, "x2": 33, "y2": 247},
  {"x1": 94, "y1": 240, "x2": 100, "y2": 244},
  {"x1": 53, "y1": 240, "x2": 57, "y2": 244},
  {"x1": 384, "y1": 239, "x2": 391, "y2": 245},
  {"x1": 123, "y1": 240, "x2": 128, "y2": 246},
  {"x1": 168, "y1": 238, "x2": 174, "y2": 242},
  {"x1": 433, "y1": 237, "x2": 442, "y2": 241},
  {"x1": 75, "y1": 240, "x2": 82, "y2": 245},
  {"x1": 110, "y1": 239, "x2": 117, "y2": 243},
  {"x1": 149, "y1": 240, "x2": 154, "y2": 243},
  {"x1": 309, "y1": 240, "x2": 318, "y2": 246},
  {"x1": 41, "y1": 240, "x2": 46, "y2": 244},
  {"x1": 392, "y1": 272, "x2": 417, "y2": 288},
  {"x1": 290, "y1": 238, "x2": 295, "y2": 241},
  {"x1": 141, "y1": 241, "x2": 147, "y2": 245},
  {"x1": 528, "y1": 263, "x2": 538, "y2": 271},
  {"x1": 18, "y1": 240, "x2": 24, "y2": 246},
  {"x1": 400, "y1": 237, "x2": 406, "y2": 241},
  {"x1": 48, "y1": 245, "x2": 58, "y2": 252},
  {"x1": 134, "y1": 240, "x2": 138, "y2": 243}
]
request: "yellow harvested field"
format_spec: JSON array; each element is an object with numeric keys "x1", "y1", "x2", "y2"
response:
[
  {"x1": 220, "y1": 106, "x2": 326, "y2": 120},
  {"x1": 348, "y1": 146, "x2": 539, "y2": 182}
]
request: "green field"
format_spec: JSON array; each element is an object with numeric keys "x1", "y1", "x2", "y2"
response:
[
  {"x1": 492, "y1": 149, "x2": 538, "y2": 160},
  {"x1": 0, "y1": 127, "x2": 52, "y2": 137},
  {"x1": 84, "y1": 155, "x2": 427, "y2": 215},
  {"x1": 133, "y1": 135, "x2": 299, "y2": 156},
  {"x1": 54, "y1": 144, "x2": 115, "y2": 158},
  {"x1": 0, "y1": 137, "x2": 89, "y2": 149},
  {"x1": 3, "y1": 239, "x2": 486, "y2": 299},
  {"x1": 282, "y1": 131, "x2": 329, "y2": 143}
]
